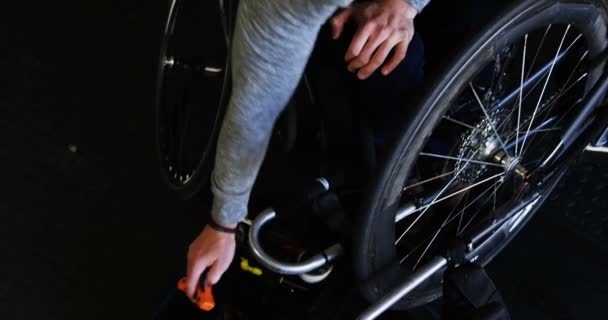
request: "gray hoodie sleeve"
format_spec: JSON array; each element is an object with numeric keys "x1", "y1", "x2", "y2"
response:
[
  {"x1": 211, "y1": 0, "x2": 353, "y2": 225},
  {"x1": 210, "y1": 0, "x2": 430, "y2": 225},
  {"x1": 405, "y1": 0, "x2": 431, "y2": 13}
]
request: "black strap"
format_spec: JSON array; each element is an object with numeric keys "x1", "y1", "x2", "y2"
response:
[
  {"x1": 443, "y1": 263, "x2": 511, "y2": 320},
  {"x1": 208, "y1": 219, "x2": 238, "y2": 234}
]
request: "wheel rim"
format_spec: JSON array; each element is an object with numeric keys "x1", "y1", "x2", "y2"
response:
[{"x1": 156, "y1": 0, "x2": 230, "y2": 189}]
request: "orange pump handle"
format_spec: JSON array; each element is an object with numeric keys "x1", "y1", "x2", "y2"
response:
[{"x1": 177, "y1": 277, "x2": 215, "y2": 311}]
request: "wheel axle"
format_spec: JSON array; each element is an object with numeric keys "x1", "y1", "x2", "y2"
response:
[{"x1": 491, "y1": 150, "x2": 528, "y2": 179}]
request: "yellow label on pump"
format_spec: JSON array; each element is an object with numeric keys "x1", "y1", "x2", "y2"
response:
[{"x1": 240, "y1": 258, "x2": 263, "y2": 276}]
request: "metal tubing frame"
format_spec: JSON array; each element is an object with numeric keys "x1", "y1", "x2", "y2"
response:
[
  {"x1": 356, "y1": 256, "x2": 448, "y2": 320},
  {"x1": 247, "y1": 208, "x2": 343, "y2": 275},
  {"x1": 590, "y1": 126, "x2": 608, "y2": 147}
]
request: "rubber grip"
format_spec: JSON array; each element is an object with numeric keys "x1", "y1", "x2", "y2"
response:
[{"x1": 177, "y1": 277, "x2": 216, "y2": 311}]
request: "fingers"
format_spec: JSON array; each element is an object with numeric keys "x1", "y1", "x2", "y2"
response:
[
  {"x1": 331, "y1": 7, "x2": 353, "y2": 40},
  {"x1": 347, "y1": 28, "x2": 391, "y2": 72},
  {"x1": 345, "y1": 22, "x2": 375, "y2": 62},
  {"x1": 206, "y1": 258, "x2": 231, "y2": 286},
  {"x1": 381, "y1": 40, "x2": 409, "y2": 76},
  {"x1": 356, "y1": 36, "x2": 400, "y2": 80},
  {"x1": 186, "y1": 255, "x2": 212, "y2": 300}
]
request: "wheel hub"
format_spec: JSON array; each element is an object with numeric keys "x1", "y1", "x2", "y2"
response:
[
  {"x1": 455, "y1": 108, "x2": 510, "y2": 183},
  {"x1": 454, "y1": 106, "x2": 530, "y2": 181}
]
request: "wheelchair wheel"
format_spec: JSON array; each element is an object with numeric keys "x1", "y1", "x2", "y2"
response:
[
  {"x1": 354, "y1": 0, "x2": 608, "y2": 309},
  {"x1": 155, "y1": 0, "x2": 233, "y2": 198}
]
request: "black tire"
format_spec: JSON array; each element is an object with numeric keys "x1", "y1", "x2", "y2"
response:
[
  {"x1": 155, "y1": 0, "x2": 232, "y2": 199},
  {"x1": 354, "y1": 0, "x2": 608, "y2": 310}
]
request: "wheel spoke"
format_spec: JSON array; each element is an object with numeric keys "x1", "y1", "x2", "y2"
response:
[
  {"x1": 539, "y1": 140, "x2": 565, "y2": 167},
  {"x1": 177, "y1": 101, "x2": 193, "y2": 183},
  {"x1": 563, "y1": 73, "x2": 588, "y2": 94},
  {"x1": 506, "y1": 116, "x2": 557, "y2": 150},
  {"x1": 524, "y1": 33, "x2": 583, "y2": 99},
  {"x1": 399, "y1": 181, "x2": 501, "y2": 263},
  {"x1": 519, "y1": 127, "x2": 562, "y2": 134},
  {"x1": 412, "y1": 204, "x2": 459, "y2": 269},
  {"x1": 520, "y1": 24, "x2": 571, "y2": 154},
  {"x1": 403, "y1": 170, "x2": 457, "y2": 191},
  {"x1": 518, "y1": 72, "x2": 588, "y2": 157},
  {"x1": 470, "y1": 83, "x2": 511, "y2": 157},
  {"x1": 413, "y1": 173, "x2": 504, "y2": 215},
  {"x1": 494, "y1": 27, "x2": 554, "y2": 112},
  {"x1": 517, "y1": 47, "x2": 588, "y2": 155},
  {"x1": 176, "y1": 89, "x2": 189, "y2": 178},
  {"x1": 454, "y1": 179, "x2": 503, "y2": 235},
  {"x1": 420, "y1": 152, "x2": 505, "y2": 168},
  {"x1": 562, "y1": 50, "x2": 589, "y2": 92},
  {"x1": 410, "y1": 178, "x2": 502, "y2": 268},
  {"x1": 399, "y1": 240, "x2": 426, "y2": 264},
  {"x1": 516, "y1": 34, "x2": 528, "y2": 156},
  {"x1": 164, "y1": 90, "x2": 175, "y2": 172},
  {"x1": 553, "y1": 98, "x2": 584, "y2": 128},
  {"x1": 411, "y1": 179, "x2": 490, "y2": 269},
  {"x1": 396, "y1": 172, "x2": 505, "y2": 245},
  {"x1": 395, "y1": 148, "x2": 482, "y2": 244},
  {"x1": 458, "y1": 180, "x2": 506, "y2": 235},
  {"x1": 505, "y1": 66, "x2": 587, "y2": 149},
  {"x1": 172, "y1": 94, "x2": 185, "y2": 178},
  {"x1": 401, "y1": 194, "x2": 469, "y2": 265},
  {"x1": 456, "y1": 192, "x2": 470, "y2": 236},
  {"x1": 496, "y1": 33, "x2": 583, "y2": 134},
  {"x1": 443, "y1": 116, "x2": 478, "y2": 130},
  {"x1": 493, "y1": 180, "x2": 498, "y2": 213},
  {"x1": 525, "y1": 25, "x2": 552, "y2": 80}
]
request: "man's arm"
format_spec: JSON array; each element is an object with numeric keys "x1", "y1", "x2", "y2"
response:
[
  {"x1": 185, "y1": 0, "x2": 353, "y2": 300},
  {"x1": 211, "y1": 0, "x2": 431, "y2": 226},
  {"x1": 212, "y1": 0, "x2": 354, "y2": 225}
]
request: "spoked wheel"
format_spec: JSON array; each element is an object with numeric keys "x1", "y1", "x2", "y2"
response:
[
  {"x1": 354, "y1": 0, "x2": 608, "y2": 310},
  {"x1": 155, "y1": 0, "x2": 233, "y2": 198}
]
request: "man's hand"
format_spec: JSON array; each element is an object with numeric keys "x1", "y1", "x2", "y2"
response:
[
  {"x1": 185, "y1": 224, "x2": 236, "y2": 301},
  {"x1": 331, "y1": 0, "x2": 417, "y2": 80}
]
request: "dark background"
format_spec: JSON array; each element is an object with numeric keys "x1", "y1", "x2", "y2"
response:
[{"x1": 2, "y1": 1, "x2": 607, "y2": 319}]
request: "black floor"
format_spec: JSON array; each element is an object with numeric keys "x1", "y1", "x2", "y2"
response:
[
  {"x1": 2, "y1": 2, "x2": 608, "y2": 320},
  {"x1": 487, "y1": 152, "x2": 608, "y2": 320}
]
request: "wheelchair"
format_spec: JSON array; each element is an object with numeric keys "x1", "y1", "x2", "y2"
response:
[{"x1": 155, "y1": 0, "x2": 608, "y2": 316}]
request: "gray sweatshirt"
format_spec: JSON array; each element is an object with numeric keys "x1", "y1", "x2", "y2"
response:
[{"x1": 211, "y1": 0, "x2": 430, "y2": 225}]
